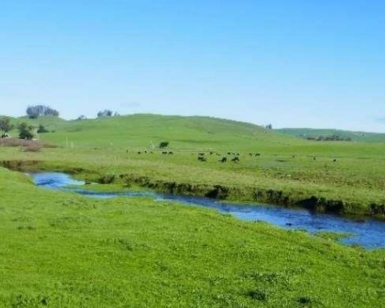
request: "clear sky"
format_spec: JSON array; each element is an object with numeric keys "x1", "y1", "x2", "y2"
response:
[{"x1": 1, "y1": 0, "x2": 384, "y2": 132}]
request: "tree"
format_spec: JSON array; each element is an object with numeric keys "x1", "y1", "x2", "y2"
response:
[
  {"x1": 18, "y1": 122, "x2": 35, "y2": 140},
  {"x1": 26, "y1": 105, "x2": 59, "y2": 119},
  {"x1": 97, "y1": 109, "x2": 114, "y2": 117},
  {"x1": 37, "y1": 124, "x2": 49, "y2": 133},
  {"x1": 159, "y1": 141, "x2": 169, "y2": 148},
  {"x1": 0, "y1": 117, "x2": 14, "y2": 132}
]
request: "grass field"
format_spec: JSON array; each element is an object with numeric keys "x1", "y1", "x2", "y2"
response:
[
  {"x1": 1, "y1": 114, "x2": 385, "y2": 307},
  {"x1": 1, "y1": 114, "x2": 385, "y2": 216},
  {"x1": 1, "y1": 167, "x2": 385, "y2": 307}
]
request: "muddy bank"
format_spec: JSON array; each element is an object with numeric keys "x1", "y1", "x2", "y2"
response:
[{"x1": 2, "y1": 160, "x2": 383, "y2": 217}]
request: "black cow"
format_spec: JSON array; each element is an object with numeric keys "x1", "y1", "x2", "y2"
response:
[
  {"x1": 220, "y1": 157, "x2": 227, "y2": 163},
  {"x1": 231, "y1": 157, "x2": 239, "y2": 162}
]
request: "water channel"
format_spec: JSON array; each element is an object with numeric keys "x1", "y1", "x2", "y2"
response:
[{"x1": 31, "y1": 172, "x2": 385, "y2": 249}]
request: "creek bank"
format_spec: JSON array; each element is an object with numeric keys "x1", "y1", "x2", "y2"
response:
[
  {"x1": 30, "y1": 171, "x2": 385, "y2": 249},
  {"x1": 2, "y1": 159, "x2": 383, "y2": 217}
]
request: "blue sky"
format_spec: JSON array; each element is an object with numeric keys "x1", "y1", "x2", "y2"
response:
[{"x1": 1, "y1": 0, "x2": 384, "y2": 132}]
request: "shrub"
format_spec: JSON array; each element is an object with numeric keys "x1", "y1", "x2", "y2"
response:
[
  {"x1": 37, "y1": 124, "x2": 49, "y2": 133},
  {"x1": 159, "y1": 141, "x2": 169, "y2": 148}
]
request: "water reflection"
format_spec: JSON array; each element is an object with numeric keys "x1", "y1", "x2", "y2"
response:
[{"x1": 30, "y1": 172, "x2": 385, "y2": 249}]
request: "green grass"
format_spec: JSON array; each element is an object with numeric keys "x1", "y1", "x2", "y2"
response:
[
  {"x1": 1, "y1": 114, "x2": 385, "y2": 216},
  {"x1": 2, "y1": 114, "x2": 385, "y2": 307},
  {"x1": 1, "y1": 167, "x2": 385, "y2": 307}
]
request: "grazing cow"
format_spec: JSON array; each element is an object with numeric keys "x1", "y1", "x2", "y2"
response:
[
  {"x1": 333, "y1": 159, "x2": 337, "y2": 162},
  {"x1": 137, "y1": 151, "x2": 141, "y2": 154},
  {"x1": 168, "y1": 151, "x2": 173, "y2": 155},
  {"x1": 210, "y1": 152, "x2": 214, "y2": 155},
  {"x1": 231, "y1": 157, "x2": 239, "y2": 162},
  {"x1": 198, "y1": 156, "x2": 206, "y2": 162},
  {"x1": 255, "y1": 153, "x2": 260, "y2": 157},
  {"x1": 162, "y1": 151, "x2": 168, "y2": 155},
  {"x1": 227, "y1": 152, "x2": 231, "y2": 155},
  {"x1": 220, "y1": 157, "x2": 227, "y2": 163}
]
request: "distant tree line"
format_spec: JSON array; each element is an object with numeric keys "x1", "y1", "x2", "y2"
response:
[
  {"x1": 304, "y1": 135, "x2": 352, "y2": 142},
  {"x1": 97, "y1": 109, "x2": 120, "y2": 117},
  {"x1": 26, "y1": 105, "x2": 59, "y2": 119}
]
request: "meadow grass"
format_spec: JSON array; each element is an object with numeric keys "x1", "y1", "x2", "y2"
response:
[
  {"x1": 1, "y1": 167, "x2": 385, "y2": 307},
  {"x1": 1, "y1": 114, "x2": 384, "y2": 215},
  {"x1": 1, "y1": 115, "x2": 385, "y2": 307}
]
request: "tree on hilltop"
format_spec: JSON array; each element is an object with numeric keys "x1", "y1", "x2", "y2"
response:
[
  {"x1": 97, "y1": 109, "x2": 113, "y2": 117},
  {"x1": 26, "y1": 105, "x2": 59, "y2": 119}
]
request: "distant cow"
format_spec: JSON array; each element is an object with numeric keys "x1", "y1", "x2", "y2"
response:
[
  {"x1": 231, "y1": 157, "x2": 239, "y2": 162},
  {"x1": 198, "y1": 156, "x2": 206, "y2": 162},
  {"x1": 220, "y1": 157, "x2": 227, "y2": 163}
]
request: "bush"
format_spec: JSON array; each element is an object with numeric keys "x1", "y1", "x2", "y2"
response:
[
  {"x1": 17, "y1": 122, "x2": 36, "y2": 140},
  {"x1": 159, "y1": 141, "x2": 169, "y2": 148},
  {"x1": 37, "y1": 124, "x2": 49, "y2": 133}
]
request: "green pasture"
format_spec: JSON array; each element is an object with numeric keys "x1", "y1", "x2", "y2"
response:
[
  {"x1": 1, "y1": 114, "x2": 385, "y2": 307},
  {"x1": 1, "y1": 114, "x2": 384, "y2": 215},
  {"x1": 1, "y1": 167, "x2": 385, "y2": 307}
]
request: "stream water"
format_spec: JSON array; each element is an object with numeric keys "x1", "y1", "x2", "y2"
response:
[{"x1": 31, "y1": 172, "x2": 385, "y2": 249}]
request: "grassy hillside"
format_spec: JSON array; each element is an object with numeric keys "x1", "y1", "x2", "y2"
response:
[
  {"x1": 1, "y1": 166, "x2": 385, "y2": 307},
  {"x1": 276, "y1": 128, "x2": 385, "y2": 143},
  {"x1": 1, "y1": 114, "x2": 385, "y2": 216},
  {"x1": 38, "y1": 114, "x2": 304, "y2": 150}
]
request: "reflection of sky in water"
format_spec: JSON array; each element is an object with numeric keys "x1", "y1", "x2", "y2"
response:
[{"x1": 31, "y1": 172, "x2": 385, "y2": 249}]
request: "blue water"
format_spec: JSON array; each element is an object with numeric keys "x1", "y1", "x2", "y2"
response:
[{"x1": 31, "y1": 172, "x2": 385, "y2": 249}]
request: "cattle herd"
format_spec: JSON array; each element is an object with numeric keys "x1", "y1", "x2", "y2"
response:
[
  {"x1": 133, "y1": 150, "x2": 338, "y2": 164},
  {"x1": 134, "y1": 149, "x2": 264, "y2": 164}
]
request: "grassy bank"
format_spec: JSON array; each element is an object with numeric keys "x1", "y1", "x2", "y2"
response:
[
  {"x1": 0, "y1": 113, "x2": 384, "y2": 216},
  {"x1": 1, "y1": 166, "x2": 385, "y2": 307}
]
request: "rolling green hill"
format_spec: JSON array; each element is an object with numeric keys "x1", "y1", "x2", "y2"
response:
[
  {"x1": 1, "y1": 113, "x2": 385, "y2": 306},
  {"x1": 1, "y1": 113, "x2": 385, "y2": 216},
  {"x1": 276, "y1": 128, "x2": 385, "y2": 143},
  {"x1": 38, "y1": 114, "x2": 305, "y2": 149}
]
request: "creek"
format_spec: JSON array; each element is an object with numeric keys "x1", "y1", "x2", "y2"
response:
[{"x1": 31, "y1": 172, "x2": 385, "y2": 249}]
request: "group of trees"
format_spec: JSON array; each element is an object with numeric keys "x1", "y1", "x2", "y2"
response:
[
  {"x1": 0, "y1": 117, "x2": 35, "y2": 140},
  {"x1": 305, "y1": 135, "x2": 352, "y2": 142},
  {"x1": 97, "y1": 109, "x2": 120, "y2": 117},
  {"x1": 26, "y1": 105, "x2": 59, "y2": 119}
]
